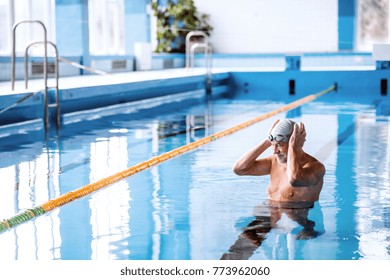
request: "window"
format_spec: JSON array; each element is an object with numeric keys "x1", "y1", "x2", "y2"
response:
[
  {"x1": 0, "y1": 0, "x2": 55, "y2": 55},
  {"x1": 88, "y1": 0, "x2": 125, "y2": 55},
  {"x1": 356, "y1": 0, "x2": 390, "y2": 51}
]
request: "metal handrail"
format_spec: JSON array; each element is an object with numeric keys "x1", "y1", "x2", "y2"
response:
[
  {"x1": 190, "y1": 42, "x2": 213, "y2": 94},
  {"x1": 11, "y1": 20, "x2": 49, "y2": 130},
  {"x1": 185, "y1": 31, "x2": 209, "y2": 68},
  {"x1": 25, "y1": 41, "x2": 60, "y2": 128},
  {"x1": 189, "y1": 42, "x2": 212, "y2": 68},
  {"x1": 25, "y1": 41, "x2": 58, "y2": 89}
]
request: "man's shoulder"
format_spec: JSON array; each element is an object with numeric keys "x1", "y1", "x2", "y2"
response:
[
  {"x1": 305, "y1": 153, "x2": 322, "y2": 163},
  {"x1": 305, "y1": 154, "x2": 325, "y2": 170}
]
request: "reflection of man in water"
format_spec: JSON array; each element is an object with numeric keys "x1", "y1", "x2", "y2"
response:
[{"x1": 222, "y1": 119, "x2": 325, "y2": 260}]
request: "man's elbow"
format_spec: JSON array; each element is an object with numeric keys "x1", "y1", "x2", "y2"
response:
[{"x1": 232, "y1": 165, "x2": 246, "y2": 175}]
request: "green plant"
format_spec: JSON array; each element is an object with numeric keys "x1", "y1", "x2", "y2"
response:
[{"x1": 151, "y1": 0, "x2": 212, "y2": 53}]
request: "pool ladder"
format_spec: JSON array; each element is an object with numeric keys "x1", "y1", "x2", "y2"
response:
[
  {"x1": 11, "y1": 20, "x2": 60, "y2": 130},
  {"x1": 185, "y1": 31, "x2": 213, "y2": 94}
]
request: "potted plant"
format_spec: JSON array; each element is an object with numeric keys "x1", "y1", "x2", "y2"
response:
[{"x1": 151, "y1": 0, "x2": 213, "y2": 53}]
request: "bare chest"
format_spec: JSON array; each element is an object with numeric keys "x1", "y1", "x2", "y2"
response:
[
  {"x1": 268, "y1": 172, "x2": 296, "y2": 200},
  {"x1": 267, "y1": 165, "x2": 308, "y2": 201}
]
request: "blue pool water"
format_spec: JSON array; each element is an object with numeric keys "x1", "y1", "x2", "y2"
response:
[{"x1": 0, "y1": 88, "x2": 390, "y2": 260}]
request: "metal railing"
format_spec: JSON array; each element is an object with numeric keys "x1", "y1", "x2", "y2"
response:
[
  {"x1": 185, "y1": 30, "x2": 209, "y2": 68},
  {"x1": 10, "y1": 20, "x2": 110, "y2": 130},
  {"x1": 185, "y1": 31, "x2": 213, "y2": 94},
  {"x1": 11, "y1": 20, "x2": 51, "y2": 130},
  {"x1": 189, "y1": 42, "x2": 212, "y2": 68},
  {"x1": 25, "y1": 41, "x2": 60, "y2": 128},
  {"x1": 190, "y1": 42, "x2": 213, "y2": 94}
]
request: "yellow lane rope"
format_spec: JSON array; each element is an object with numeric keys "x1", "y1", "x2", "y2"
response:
[
  {"x1": 41, "y1": 84, "x2": 336, "y2": 212},
  {"x1": 1, "y1": 84, "x2": 336, "y2": 232}
]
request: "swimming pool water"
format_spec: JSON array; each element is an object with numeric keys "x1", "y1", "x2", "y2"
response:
[{"x1": 0, "y1": 90, "x2": 389, "y2": 260}]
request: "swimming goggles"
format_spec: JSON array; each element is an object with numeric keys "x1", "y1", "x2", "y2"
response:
[{"x1": 268, "y1": 134, "x2": 290, "y2": 143}]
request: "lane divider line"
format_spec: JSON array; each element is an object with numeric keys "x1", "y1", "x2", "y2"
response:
[{"x1": 0, "y1": 84, "x2": 336, "y2": 233}]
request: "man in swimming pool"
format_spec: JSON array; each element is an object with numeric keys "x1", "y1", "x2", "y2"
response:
[
  {"x1": 221, "y1": 119, "x2": 325, "y2": 260},
  {"x1": 233, "y1": 119, "x2": 325, "y2": 203}
]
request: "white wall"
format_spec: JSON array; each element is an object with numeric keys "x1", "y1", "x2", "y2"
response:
[{"x1": 195, "y1": 0, "x2": 338, "y2": 53}]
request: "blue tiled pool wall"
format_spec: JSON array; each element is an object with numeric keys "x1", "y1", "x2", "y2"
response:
[
  {"x1": 229, "y1": 70, "x2": 390, "y2": 115},
  {"x1": 229, "y1": 71, "x2": 387, "y2": 100}
]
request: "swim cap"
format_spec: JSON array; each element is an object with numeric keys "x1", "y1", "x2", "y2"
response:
[{"x1": 269, "y1": 119, "x2": 296, "y2": 142}]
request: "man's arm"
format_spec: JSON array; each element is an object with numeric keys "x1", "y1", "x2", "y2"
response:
[
  {"x1": 287, "y1": 123, "x2": 325, "y2": 187},
  {"x1": 233, "y1": 139, "x2": 272, "y2": 176},
  {"x1": 288, "y1": 160, "x2": 325, "y2": 187}
]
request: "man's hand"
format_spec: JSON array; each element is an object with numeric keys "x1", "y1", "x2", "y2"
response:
[{"x1": 289, "y1": 122, "x2": 306, "y2": 150}]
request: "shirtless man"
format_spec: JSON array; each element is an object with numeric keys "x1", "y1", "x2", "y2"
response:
[
  {"x1": 221, "y1": 119, "x2": 325, "y2": 260},
  {"x1": 232, "y1": 119, "x2": 325, "y2": 203}
]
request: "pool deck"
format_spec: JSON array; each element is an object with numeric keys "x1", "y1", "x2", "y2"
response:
[
  {"x1": 0, "y1": 67, "x2": 234, "y2": 128},
  {"x1": 0, "y1": 68, "x2": 228, "y2": 95}
]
